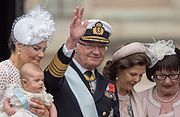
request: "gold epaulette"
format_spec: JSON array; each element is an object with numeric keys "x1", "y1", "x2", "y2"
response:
[{"x1": 46, "y1": 54, "x2": 68, "y2": 77}]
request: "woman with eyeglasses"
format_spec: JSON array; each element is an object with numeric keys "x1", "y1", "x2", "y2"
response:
[
  {"x1": 140, "y1": 40, "x2": 180, "y2": 117},
  {"x1": 0, "y1": 5, "x2": 55, "y2": 117}
]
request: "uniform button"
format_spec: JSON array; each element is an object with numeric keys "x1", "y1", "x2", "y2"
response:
[{"x1": 102, "y1": 111, "x2": 106, "y2": 116}]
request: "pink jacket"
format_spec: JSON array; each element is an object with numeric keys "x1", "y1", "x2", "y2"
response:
[{"x1": 139, "y1": 86, "x2": 180, "y2": 117}]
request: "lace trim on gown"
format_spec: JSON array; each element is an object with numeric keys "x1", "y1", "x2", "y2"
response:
[{"x1": 0, "y1": 59, "x2": 20, "y2": 102}]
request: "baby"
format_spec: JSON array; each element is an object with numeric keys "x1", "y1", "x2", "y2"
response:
[{"x1": 0, "y1": 63, "x2": 57, "y2": 117}]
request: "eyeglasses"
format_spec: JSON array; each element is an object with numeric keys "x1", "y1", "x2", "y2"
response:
[
  {"x1": 25, "y1": 45, "x2": 47, "y2": 53},
  {"x1": 78, "y1": 41, "x2": 108, "y2": 51},
  {"x1": 155, "y1": 73, "x2": 180, "y2": 80}
]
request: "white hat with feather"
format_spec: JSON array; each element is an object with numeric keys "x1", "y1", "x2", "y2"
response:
[{"x1": 11, "y1": 4, "x2": 55, "y2": 45}]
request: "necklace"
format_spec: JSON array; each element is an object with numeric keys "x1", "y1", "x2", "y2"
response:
[
  {"x1": 118, "y1": 93, "x2": 133, "y2": 117},
  {"x1": 155, "y1": 88, "x2": 179, "y2": 103}
]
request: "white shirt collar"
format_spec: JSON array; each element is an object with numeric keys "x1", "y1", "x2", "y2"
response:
[{"x1": 72, "y1": 58, "x2": 95, "y2": 75}]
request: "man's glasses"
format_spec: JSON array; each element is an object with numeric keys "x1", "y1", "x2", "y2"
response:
[
  {"x1": 155, "y1": 73, "x2": 180, "y2": 80},
  {"x1": 78, "y1": 41, "x2": 108, "y2": 51}
]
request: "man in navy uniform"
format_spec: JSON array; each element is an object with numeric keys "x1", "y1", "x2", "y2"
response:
[{"x1": 44, "y1": 7, "x2": 120, "y2": 117}]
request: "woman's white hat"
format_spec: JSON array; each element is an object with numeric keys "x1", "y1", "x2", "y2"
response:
[
  {"x1": 112, "y1": 42, "x2": 148, "y2": 61},
  {"x1": 145, "y1": 40, "x2": 176, "y2": 68},
  {"x1": 11, "y1": 5, "x2": 56, "y2": 45}
]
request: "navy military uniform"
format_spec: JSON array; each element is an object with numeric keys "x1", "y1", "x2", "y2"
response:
[
  {"x1": 44, "y1": 20, "x2": 120, "y2": 117},
  {"x1": 44, "y1": 47, "x2": 119, "y2": 117}
]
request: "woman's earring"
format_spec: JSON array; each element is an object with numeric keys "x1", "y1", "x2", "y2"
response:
[
  {"x1": 18, "y1": 51, "x2": 20, "y2": 55},
  {"x1": 116, "y1": 77, "x2": 118, "y2": 81}
]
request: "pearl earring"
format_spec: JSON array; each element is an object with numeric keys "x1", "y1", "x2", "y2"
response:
[
  {"x1": 18, "y1": 51, "x2": 20, "y2": 55},
  {"x1": 116, "y1": 77, "x2": 118, "y2": 80}
]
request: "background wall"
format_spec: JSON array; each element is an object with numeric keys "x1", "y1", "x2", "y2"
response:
[{"x1": 0, "y1": 0, "x2": 24, "y2": 61}]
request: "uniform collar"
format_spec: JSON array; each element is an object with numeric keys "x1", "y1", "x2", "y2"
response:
[{"x1": 72, "y1": 58, "x2": 95, "y2": 75}]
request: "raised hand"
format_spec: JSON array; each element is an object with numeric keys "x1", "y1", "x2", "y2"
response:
[{"x1": 66, "y1": 7, "x2": 88, "y2": 50}]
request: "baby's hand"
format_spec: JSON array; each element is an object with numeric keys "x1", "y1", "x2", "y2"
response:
[{"x1": 5, "y1": 108, "x2": 16, "y2": 116}]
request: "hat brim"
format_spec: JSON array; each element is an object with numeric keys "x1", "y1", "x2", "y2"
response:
[{"x1": 81, "y1": 36, "x2": 110, "y2": 44}]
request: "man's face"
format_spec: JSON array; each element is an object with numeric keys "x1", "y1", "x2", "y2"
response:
[{"x1": 74, "y1": 40, "x2": 107, "y2": 70}]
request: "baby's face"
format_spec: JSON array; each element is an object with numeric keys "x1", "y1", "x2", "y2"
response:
[{"x1": 24, "y1": 71, "x2": 44, "y2": 93}]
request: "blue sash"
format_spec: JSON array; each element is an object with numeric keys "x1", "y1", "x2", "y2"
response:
[
  {"x1": 65, "y1": 66, "x2": 98, "y2": 117},
  {"x1": 13, "y1": 88, "x2": 37, "y2": 117}
]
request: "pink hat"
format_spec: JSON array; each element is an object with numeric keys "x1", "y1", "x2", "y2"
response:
[{"x1": 112, "y1": 42, "x2": 148, "y2": 61}]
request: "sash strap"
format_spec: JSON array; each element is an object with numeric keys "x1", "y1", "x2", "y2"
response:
[
  {"x1": 13, "y1": 88, "x2": 38, "y2": 117},
  {"x1": 65, "y1": 66, "x2": 98, "y2": 117}
]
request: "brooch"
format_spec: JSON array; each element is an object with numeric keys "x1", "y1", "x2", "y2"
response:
[{"x1": 104, "y1": 83, "x2": 116, "y2": 101}]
